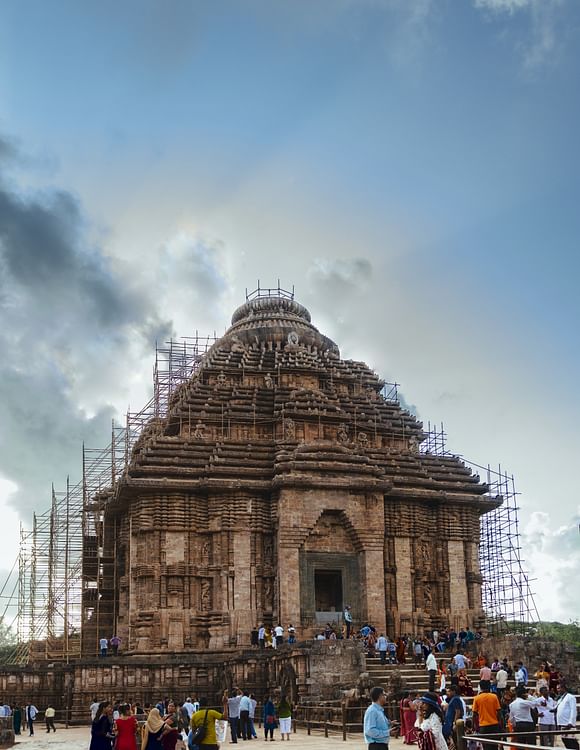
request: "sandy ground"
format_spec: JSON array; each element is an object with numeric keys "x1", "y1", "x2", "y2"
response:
[{"x1": 13, "y1": 725, "x2": 408, "y2": 750}]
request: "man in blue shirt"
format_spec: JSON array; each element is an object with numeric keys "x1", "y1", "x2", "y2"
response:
[
  {"x1": 443, "y1": 685, "x2": 465, "y2": 740},
  {"x1": 364, "y1": 687, "x2": 390, "y2": 749}
]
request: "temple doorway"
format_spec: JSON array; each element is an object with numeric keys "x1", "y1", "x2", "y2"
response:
[{"x1": 314, "y1": 569, "x2": 343, "y2": 612}]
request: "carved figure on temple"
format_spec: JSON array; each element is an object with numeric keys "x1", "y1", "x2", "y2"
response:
[
  {"x1": 284, "y1": 418, "x2": 296, "y2": 440},
  {"x1": 264, "y1": 373, "x2": 274, "y2": 389},
  {"x1": 337, "y1": 423, "x2": 349, "y2": 443},
  {"x1": 193, "y1": 422, "x2": 205, "y2": 439},
  {"x1": 217, "y1": 371, "x2": 227, "y2": 386},
  {"x1": 357, "y1": 431, "x2": 369, "y2": 446},
  {"x1": 201, "y1": 580, "x2": 212, "y2": 611}
]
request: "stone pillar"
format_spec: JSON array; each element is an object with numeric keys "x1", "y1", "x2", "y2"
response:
[
  {"x1": 394, "y1": 537, "x2": 413, "y2": 617},
  {"x1": 448, "y1": 540, "x2": 468, "y2": 629},
  {"x1": 278, "y1": 545, "x2": 301, "y2": 628},
  {"x1": 361, "y1": 544, "x2": 387, "y2": 634}
]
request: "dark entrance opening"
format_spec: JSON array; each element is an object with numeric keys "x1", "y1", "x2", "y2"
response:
[{"x1": 314, "y1": 570, "x2": 343, "y2": 612}]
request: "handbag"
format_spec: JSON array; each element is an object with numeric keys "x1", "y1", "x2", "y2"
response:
[{"x1": 189, "y1": 710, "x2": 209, "y2": 748}]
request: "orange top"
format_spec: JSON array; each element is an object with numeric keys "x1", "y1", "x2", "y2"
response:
[{"x1": 473, "y1": 693, "x2": 501, "y2": 726}]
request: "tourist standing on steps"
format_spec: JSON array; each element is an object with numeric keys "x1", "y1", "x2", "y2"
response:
[
  {"x1": 343, "y1": 605, "x2": 353, "y2": 639},
  {"x1": 425, "y1": 649, "x2": 437, "y2": 692},
  {"x1": 45, "y1": 704, "x2": 56, "y2": 732},
  {"x1": 277, "y1": 695, "x2": 292, "y2": 741},
  {"x1": 287, "y1": 624, "x2": 296, "y2": 644},
  {"x1": 110, "y1": 634, "x2": 121, "y2": 656},
  {"x1": 258, "y1": 624, "x2": 266, "y2": 649},
  {"x1": 377, "y1": 634, "x2": 388, "y2": 664},
  {"x1": 364, "y1": 686, "x2": 390, "y2": 750},
  {"x1": 27, "y1": 702, "x2": 38, "y2": 736},
  {"x1": 99, "y1": 637, "x2": 108, "y2": 657},
  {"x1": 274, "y1": 623, "x2": 284, "y2": 647},
  {"x1": 263, "y1": 695, "x2": 277, "y2": 742}
]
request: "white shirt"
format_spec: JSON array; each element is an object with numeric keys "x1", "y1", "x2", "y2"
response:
[
  {"x1": 556, "y1": 692, "x2": 577, "y2": 727},
  {"x1": 258, "y1": 627, "x2": 265, "y2": 640},
  {"x1": 418, "y1": 713, "x2": 447, "y2": 750},
  {"x1": 0, "y1": 707, "x2": 5, "y2": 718},
  {"x1": 537, "y1": 696, "x2": 556, "y2": 726},
  {"x1": 274, "y1": 626, "x2": 284, "y2": 637},
  {"x1": 495, "y1": 669, "x2": 508, "y2": 688},
  {"x1": 249, "y1": 698, "x2": 257, "y2": 719},
  {"x1": 28, "y1": 705, "x2": 38, "y2": 720},
  {"x1": 426, "y1": 653, "x2": 437, "y2": 671},
  {"x1": 183, "y1": 701, "x2": 194, "y2": 718},
  {"x1": 515, "y1": 668, "x2": 526, "y2": 685},
  {"x1": 90, "y1": 702, "x2": 100, "y2": 720},
  {"x1": 377, "y1": 636, "x2": 388, "y2": 651},
  {"x1": 453, "y1": 654, "x2": 468, "y2": 669},
  {"x1": 99, "y1": 638, "x2": 108, "y2": 649},
  {"x1": 509, "y1": 697, "x2": 538, "y2": 724}
]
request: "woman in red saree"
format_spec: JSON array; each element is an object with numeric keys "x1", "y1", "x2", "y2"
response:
[{"x1": 400, "y1": 691, "x2": 418, "y2": 744}]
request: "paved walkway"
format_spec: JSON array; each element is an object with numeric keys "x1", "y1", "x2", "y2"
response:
[{"x1": 13, "y1": 725, "x2": 408, "y2": 750}]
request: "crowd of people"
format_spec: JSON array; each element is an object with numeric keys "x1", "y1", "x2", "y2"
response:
[
  {"x1": 395, "y1": 651, "x2": 577, "y2": 750},
  {"x1": 88, "y1": 690, "x2": 294, "y2": 750},
  {"x1": 0, "y1": 701, "x2": 55, "y2": 735}
]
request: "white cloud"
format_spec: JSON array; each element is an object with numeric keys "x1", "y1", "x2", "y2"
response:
[
  {"x1": 474, "y1": 0, "x2": 565, "y2": 70},
  {"x1": 522, "y1": 509, "x2": 580, "y2": 621}
]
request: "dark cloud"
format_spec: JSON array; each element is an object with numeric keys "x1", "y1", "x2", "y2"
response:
[{"x1": 0, "y1": 137, "x2": 173, "y2": 523}]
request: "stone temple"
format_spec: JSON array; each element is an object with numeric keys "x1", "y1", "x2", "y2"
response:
[{"x1": 82, "y1": 293, "x2": 498, "y2": 656}]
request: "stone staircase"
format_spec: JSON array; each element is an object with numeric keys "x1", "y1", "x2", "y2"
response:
[{"x1": 365, "y1": 654, "x2": 537, "y2": 702}]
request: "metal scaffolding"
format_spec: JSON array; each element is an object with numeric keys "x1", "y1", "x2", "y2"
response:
[
  {"x1": 419, "y1": 425, "x2": 540, "y2": 634},
  {"x1": 2, "y1": 336, "x2": 216, "y2": 663},
  {"x1": 1, "y1": 325, "x2": 539, "y2": 662}
]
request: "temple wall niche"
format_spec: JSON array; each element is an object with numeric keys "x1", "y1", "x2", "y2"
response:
[{"x1": 302, "y1": 510, "x2": 356, "y2": 554}]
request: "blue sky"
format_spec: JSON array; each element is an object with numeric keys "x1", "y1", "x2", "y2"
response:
[{"x1": 0, "y1": 0, "x2": 579, "y2": 622}]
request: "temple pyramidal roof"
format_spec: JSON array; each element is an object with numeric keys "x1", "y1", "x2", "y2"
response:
[{"x1": 117, "y1": 294, "x2": 497, "y2": 512}]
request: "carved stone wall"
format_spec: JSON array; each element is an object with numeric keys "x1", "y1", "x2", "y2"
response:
[{"x1": 0, "y1": 642, "x2": 365, "y2": 723}]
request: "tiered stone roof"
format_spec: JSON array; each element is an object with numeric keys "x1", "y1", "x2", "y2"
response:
[{"x1": 119, "y1": 296, "x2": 494, "y2": 512}]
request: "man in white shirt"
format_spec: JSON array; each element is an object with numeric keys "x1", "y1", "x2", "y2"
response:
[
  {"x1": 90, "y1": 698, "x2": 100, "y2": 721},
  {"x1": 239, "y1": 691, "x2": 252, "y2": 740},
  {"x1": 27, "y1": 704, "x2": 38, "y2": 736},
  {"x1": 555, "y1": 682, "x2": 577, "y2": 732},
  {"x1": 258, "y1": 624, "x2": 265, "y2": 649},
  {"x1": 248, "y1": 694, "x2": 258, "y2": 739},
  {"x1": 274, "y1": 624, "x2": 284, "y2": 647},
  {"x1": 99, "y1": 637, "x2": 108, "y2": 657},
  {"x1": 495, "y1": 667, "x2": 508, "y2": 701},
  {"x1": 182, "y1": 697, "x2": 194, "y2": 720},
  {"x1": 426, "y1": 649, "x2": 438, "y2": 692},
  {"x1": 227, "y1": 690, "x2": 241, "y2": 744},
  {"x1": 536, "y1": 686, "x2": 556, "y2": 747},
  {"x1": 377, "y1": 634, "x2": 388, "y2": 664}
]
